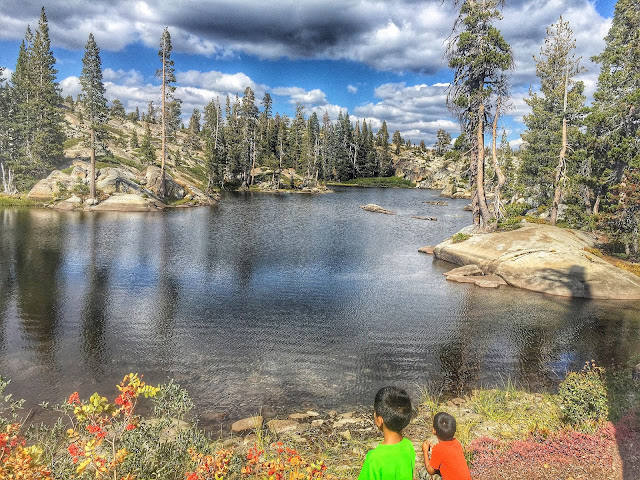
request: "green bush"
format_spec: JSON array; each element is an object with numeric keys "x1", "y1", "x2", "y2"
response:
[
  {"x1": 451, "y1": 233, "x2": 471, "y2": 243},
  {"x1": 504, "y1": 202, "x2": 529, "y2": 218},
  {"x1": 497, "y1": 216, "x2": 524, "y2": 231},
  {"x1": 558, "y1": 361, "x2": 608, "y2": 430}
]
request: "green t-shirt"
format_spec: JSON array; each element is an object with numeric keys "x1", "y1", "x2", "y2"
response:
[{"x1": 358, "y1": 438, "x2": 416, "y2": 480}]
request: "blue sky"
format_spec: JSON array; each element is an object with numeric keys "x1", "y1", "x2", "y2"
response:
[{"x1": 0, "y1": 0, "x2": 618, "y2": 147}]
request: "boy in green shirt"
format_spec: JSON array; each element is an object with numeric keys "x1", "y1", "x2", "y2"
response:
[{"x1": 358, "y1": 386, "x2": 415, "y2": 480}]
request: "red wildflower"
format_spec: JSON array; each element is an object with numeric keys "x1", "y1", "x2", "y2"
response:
[
  {"x1": 126, "y1": 423, "x2": 136, "y2": 430},
  {"x1": 87, "y1": 424, "x2": 102, "y2": 434},
  {"x1": 68, "y1": 391, "x2": 81, "y2": 405}
]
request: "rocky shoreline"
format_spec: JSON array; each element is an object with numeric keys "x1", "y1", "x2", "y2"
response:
[{"x1": 421, "y1": 222, "x2": 640, "y2": 299}]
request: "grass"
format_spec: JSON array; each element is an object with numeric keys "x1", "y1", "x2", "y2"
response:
[
  {"x1": 329, "y1": 176, "x2": 415, "y2": 188},
  {"x1": 451, "y1": 232, "x2": 472, "y2": 243},
  {"x1": 63, "y1": 137, "x2": 82, "y2": 149},
  {"x1": 583, "y1": 247, "x2": 640, "y2": 278},
  {"x1": 104, "y1": 124, "x2": 125, "y2": 136},
  {"x1": 471, "y1": 384, "x2": 562, "y2": 439},
  {"x1": 0, "y1": 195, "x2": 40, "y2": 207}
]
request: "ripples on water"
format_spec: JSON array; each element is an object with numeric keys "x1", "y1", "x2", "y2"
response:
[{"x1": 1, "y1": 187, "x2": 640, "y2": 428}]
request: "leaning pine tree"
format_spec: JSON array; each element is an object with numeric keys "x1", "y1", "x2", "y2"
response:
[
  {"x1": 79, "y1": 33, "x2": 108, "y2": 201},
  {"x1": 446, "y1": 0, "x2": 513, "y2": 228}
]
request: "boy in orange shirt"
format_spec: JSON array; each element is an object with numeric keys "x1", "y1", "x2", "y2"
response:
[{"x1": 422, "y1": 412, "x2": 471, "y2": 480}]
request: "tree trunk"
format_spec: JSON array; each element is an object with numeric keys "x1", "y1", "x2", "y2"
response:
[
  {"x1": 159, "y1": 38, "x2": 167, "y2": 198},
  {"x1": 491, "y1": 99, "x2": 507, "y2": 220},
  {"x1": 476, "y1": 103, "x2": 491, "y2": 227},
  {"x1": 90, "y1": 128, "x2": 96, "y2": 200},
  {"x1": 250, "y1": 136, "x2": 256, "y2": 186},
  {"x1": 550, "y1": 68, "x2": 570, "y2": 226}
]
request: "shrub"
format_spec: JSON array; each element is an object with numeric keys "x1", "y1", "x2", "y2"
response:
[
  {"x1": 496, "y1": 216, "x2": 524, "y2": 231},
  {"x1": 558, "y1": 361, "x2": 608, "y2": 430},
  {"x1": 72, "y1": 179, "x2": 90, "y2": 197},
  {"x1": 451, "y1": 233, "x2": 471, "y2": 243},
  {"x1": 0, "y1": 377, "x2": 51, "y2": 479}
]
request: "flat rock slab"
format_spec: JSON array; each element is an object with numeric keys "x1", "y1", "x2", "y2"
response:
[
  {"x1": 360, "y1": 204, "x2": 395, "y2": 215},
  {"x1": 446, "y1": 274, "x2": 506, "y2": 288},
  {"x1": 434, "y1": 223, "x2": 640, "y2": 299},
  {"x1": 90, "y1": 194, "x2": 165, "y2": 212},
  {"x1": 418, "y1": 246, "x2": 435, "y2": 255},
  {"x1": 443, "y1": 264, "x2": 483, "y2": 277}
]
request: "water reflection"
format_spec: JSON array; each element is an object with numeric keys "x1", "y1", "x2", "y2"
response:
[{"x1": 0, "y1": 189, "x2": 639, "y2": 427}]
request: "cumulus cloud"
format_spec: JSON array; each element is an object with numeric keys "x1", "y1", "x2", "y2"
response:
[
  {"x1": 271, "y1": 86, "x2": 329, "y2": 107},
  {"x1": 355, "y1": 82, "x2": 457, "y2": 144},
  {"x1": 347, "y1": 84, "x2": 358, "y2": 94},
  {"x1": 103, "y1": 68, "x2": 144, "y2": 86}
]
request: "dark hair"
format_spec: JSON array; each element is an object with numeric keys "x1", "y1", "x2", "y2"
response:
[
  {"x1": 433, "y1": 412, "x2": 456, "y2": 441},
  {"x1": 374, "y1": 386, "x2": 413, "y2": 433}
]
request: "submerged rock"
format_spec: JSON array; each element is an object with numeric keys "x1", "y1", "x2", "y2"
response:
[
  {"x1": 434, "y1": 223, "x2": 640, "y2": 299},
  {"x1": 231, "y1": 416, "x2": 263, "y2": 433},
  {"x1": 360, "y1": 204, "x2": 396, "y2": 215}
]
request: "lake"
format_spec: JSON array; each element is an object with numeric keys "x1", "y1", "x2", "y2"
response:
[{"x1": 1, "y1": 187, "x2": 639, "y2": 429}]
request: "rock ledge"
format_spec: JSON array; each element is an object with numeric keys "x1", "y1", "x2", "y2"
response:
[{"x1": 433, "y1": 223, "x2": 640, "y2": 299}]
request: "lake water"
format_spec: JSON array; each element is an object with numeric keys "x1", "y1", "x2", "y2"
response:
[{"x1": 1, "y1": 187, "x2": 640, "y2": 429}]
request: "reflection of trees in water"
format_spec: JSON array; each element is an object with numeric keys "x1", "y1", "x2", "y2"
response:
[
  {"x1": 0, "y1": 210, "x2": 19, "y2": 349},
  {"x1": 15, "y1": 210, "x2": 64, "y2": 367},
  {"x1": 155, "y1": 214, "x2": 180, "y2": 364},
  {"x1": 511, "y1": 325, "x2": 556, "y2": 390},
  {"x1": 437, "y1": 287, "x2": 482, "y2": 396},
  {"x1": 81, "y1": 215, "x2": 109, "y2": 374}
]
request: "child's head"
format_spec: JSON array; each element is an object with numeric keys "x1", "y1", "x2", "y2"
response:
[
  {"x1": 433, "y1": 412, "x2": 456, "y2": 441},
  {"x1": 373, "y1": 386, "x2": 412, "y2": 433}
]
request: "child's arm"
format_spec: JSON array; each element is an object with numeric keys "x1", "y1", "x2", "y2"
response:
[{"x1": 421, "y1": 441, "x2": 437, "y2": 475}]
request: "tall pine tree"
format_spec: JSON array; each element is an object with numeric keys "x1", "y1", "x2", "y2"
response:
[
  {"x1": 156, "y1": 27, "x2": 177, "y2": 197},
  {"x1": 446, "y1": 0, "x2": 513, "y2": 227},
  {"x1": 79, "y1": 33, "x2": 108, "y2": 200},
  {"x1": 589, "y1": 0, "x2": 640, "y2": 254},
  {"x1": 520, "y1": 17, "x2": 586, "y2": 225}
]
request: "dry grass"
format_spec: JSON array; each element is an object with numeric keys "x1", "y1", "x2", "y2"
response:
[{"x1": 584, "y1": 247, "x2": 640, "y2": 278}]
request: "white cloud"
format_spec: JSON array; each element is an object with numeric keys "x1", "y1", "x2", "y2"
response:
[
  {"x1": 271, "y1": 86, "x2": 328, "y2": 107},
  {"x1": 354, "y1": 82, "x2": 457, "y2": 143},
  {"x1": 103, "y1": 68, "x2": 144, "y2": 87},
  {"x1": 347, "y1": 84, "x2": 358, "y2": 94},
  {"x1": 60, "y1": 76, "x2": 81, "y2": 99}
]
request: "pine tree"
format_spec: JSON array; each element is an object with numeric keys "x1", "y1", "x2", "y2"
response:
[
  {"x1": 240, "y1": 87, "x2": 259, "y2": 185},
  {"x1": 435, "y1": 129, "x2": 452, "y2": 155},
  {"x1": 110, "y1": 98, "x2": 125, "y2": 118},
  {"x1": 521, "y1": 17, "x2": 586, "y2": 225},
  {"x1": 30, "y1": 7, "x2": 64, "y2": 173},
  {"x1": 589, "y1": 0, "x2": 640, "y2": 252},
  {"x1": 446, "y1": 0, "x2": 513, "y2": 227},
  {"x1": 187, "y1": 108, "x2": 201, "y2": 152},
  {"x1": 203, "y1": 97, "x2": 223, "y2": 153},
  {"x1": 392, "y1": 130, "x2": 403, "y2": 154},
  {"x1": 10, "y1": 8, "x2": 64, "y2": 184},
  {"x1": 588, "y1": 0, "x2": 640, "y2": 207},
  {"x1": 140, "y1": 123, "x2": 155, "y2": 165},
  {"x1": 156, "y1": 27, "x2": 177, "y2": 197},
  {"x1": 130, "y1": 129, "x2": 139, "y2": 149},
  {"x1": 80, "y1": 33, "x2": 108, "y2": 200}
]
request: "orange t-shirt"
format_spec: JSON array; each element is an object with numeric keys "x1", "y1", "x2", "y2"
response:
[{"x1": 429, "y1": 438, "x2": 472, "y2": 480}]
